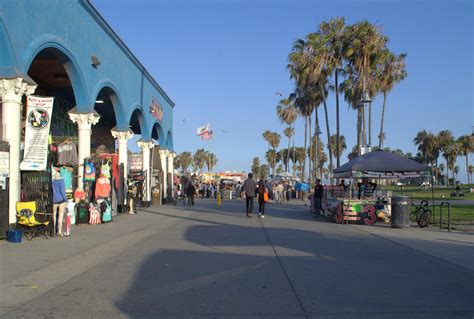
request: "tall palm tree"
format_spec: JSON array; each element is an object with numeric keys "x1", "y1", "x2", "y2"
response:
[
  {"x1": 378, "y1": 51, "x2": 407, "y2": 148},
  {"x1": 262, "y1": 130, "x2": 272, "y2": 151},
  {"x1": 454, "y1": 166, "x2": 460, "y2": 183},
  {"x1": 329, "y1": 134, "x2": 347, "y2": 160},
  {"x1": 266, "y1": 149, "x2": 277, "y2": 176},
  {"x1": 469, "y1": 165, "x2": 474, "y2": 183},
  {"x1": 193, "y1": 149, "x2": 208, "y2": 172},
  {"x1": 251, "y1": 157, "x2": 260, "y2": 178},
  {"x1": 438, "y1": 163, "x2": 445, "y2": 185},
  {"x1": 319, "y1": 17, "x2": 346, "y2": 167},
  {"x1": 458, "y1": 135, "x2": 473, "y2": 184},
  {"x1": 282, "y1": 127, "x2": 295, "y2": 173},
  {"x1": 205, "y1": 152, "x2": 218, "y2": 172},
  {"x1": 276, "y1": 98, "x2": 298, "y2": 172},
  {"x1": 175, "y1": 151, "x2": 193, "y2": 173},
  {"x1": 438, "y1": 130, "x2": 454, "y2": 185},
  {"x1": 344, "y1": 21, "x2": 387, "y2": 147},
  {"x1": 269, "y1": 132, "x2": 281, "y2": 150}
]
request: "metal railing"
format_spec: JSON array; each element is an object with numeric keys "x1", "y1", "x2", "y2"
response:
[{"x1": 439, "y1": 202, "x2": 452, "y2": 232}]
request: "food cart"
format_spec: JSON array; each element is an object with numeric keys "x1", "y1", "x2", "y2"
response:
[{"x1": 325, "y1": 151, "x2": 432, "y2": 225}]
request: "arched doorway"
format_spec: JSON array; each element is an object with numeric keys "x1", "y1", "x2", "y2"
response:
[
  {"x1": 27, "y1": 47, "x2": 80, "y2": 141},
  {"x1": 92, "y1": 87, "x2": 119, "y2": 153}
]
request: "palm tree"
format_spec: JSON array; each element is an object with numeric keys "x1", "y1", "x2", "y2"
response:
[
  {"x1": 469, "y1": 165, "x2": 474, "y2": 184},
  {"x1": 454, "y1": 166, "x2": 460, "y2": 183},
  {"x1": 262, "y1": 130, "x2": 272, "y2": 151},
  {"x1": 319, "y1": 17, "x2": 346, "y2": 167},
  {"x1": 266, "y1": 149, "x2": 277, "y2": 176},
  {"x1": 175, "y1": 151, "x2": 193, "y2": 173},
  {"x1": 276, "y1": 164, "x2": 283, "y2": 175},
  {"x1": 251, "y1": 157, "x2": 260, "y2": 178},
  {"x1": 276, "y1": 98, "x2": 298, "y2": 172},
  {"x1": 347, "y1": 145, "x2": 359, "y2": 160},
  {"x1": 438, "y1": 163, "x2": 445, "y2": 185},
  {"x1": 458, "y1": 135, "x2": 473, "y2": 184},
  {"x1": 193, "y1": 149, "x2": 208, "y2": 172},
  {"x1": 446, "y1": 142, "x2": 459, "y2": 185},
  {"x1": 329, "y1": 134, "x2": 347, "y2": 162},
  {"x1": 378, "y1": 51, "x2": 407, "y2": 148},
  {"x1": 259, "y1": 164, "x2": 269, "y2": 180},
  {"x1": 344, "y1": 21, "x2": 387, "y2": 147},
  {"x1": 438, "y1": 130, "x2": 454, "y2": 185},
  {"x1": 279, "y1": 148, "x2": 290, "y2": 173},
  {"x1": 269, "y1": 132, "x2": 281, "y2": 150},
  {"x1": 205, "y1": 152, "x2": 218, "y2": 172},
  {"x1": 283, "y1": 127, "x2": 295, "y2": 172}
]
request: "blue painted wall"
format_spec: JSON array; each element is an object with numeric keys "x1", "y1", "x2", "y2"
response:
[{"x1": 0, "y1": 0, "x2": 174, "y2": 150}]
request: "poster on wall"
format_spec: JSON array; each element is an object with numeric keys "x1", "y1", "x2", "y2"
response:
[
  {"x1": 129, "y1": 153, "x2": 143, "y2": 172},
  {"x1": 20, "y1": 96, "x2": 54, "y2": 171}
]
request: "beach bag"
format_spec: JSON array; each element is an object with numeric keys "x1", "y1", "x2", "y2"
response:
[
  {"x1": 263, "y1": 190, "x2": 269, "y2": 202},
  {"x1": 101, "y1": 200, "x2": 112, "y2": 223},
  {"x1": 75, "y1": 201, "x2": 89, "y2": 225},
  {"x1": 89, "y1": 202, "x2": 101, "y2": 225}
]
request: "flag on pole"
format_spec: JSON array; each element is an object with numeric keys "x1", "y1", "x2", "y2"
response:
[
  {"x1": 196, "y1": 124, "x2": 209, "y2": 136},
  {"x1": 201, "y1": 130, "x2": 213, "y2": 140}
]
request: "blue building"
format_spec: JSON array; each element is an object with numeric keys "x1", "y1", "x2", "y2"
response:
[{"x1": 0, "y1": 0, "x2": 175, "y2": 223}]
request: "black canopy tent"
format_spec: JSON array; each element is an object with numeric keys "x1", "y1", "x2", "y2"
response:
[
  {"x1": 333, "y1": 150, "x2": 434, "y2": 215},
  {"x1": 333, "y1": 150, "x2": 431, "y2": 179}
]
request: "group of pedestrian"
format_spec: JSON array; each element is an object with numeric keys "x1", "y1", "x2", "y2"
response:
[{"x1": 241, "y1": 173, "x2": 270, "y2": 218}]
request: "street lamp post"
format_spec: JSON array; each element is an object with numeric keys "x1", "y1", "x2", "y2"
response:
[{"x1": 314, "y1": 126, "x2": 322, "y2": 182}]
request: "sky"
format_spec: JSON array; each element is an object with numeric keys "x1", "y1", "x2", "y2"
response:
[{"x1": 92, "y1": 0, "x2": 473, "y2": 182}]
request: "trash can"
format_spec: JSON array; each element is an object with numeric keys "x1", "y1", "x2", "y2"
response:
[{"x1": 391, "y1": 195, "x2": 410, "y2": 228}]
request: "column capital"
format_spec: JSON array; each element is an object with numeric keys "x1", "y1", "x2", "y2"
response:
[
  {"x1": 167, "y1": 151, "x2": 177, "y2": 159},
  {"x1": 159, "y1": 149, "x2": 170, "y2": 157},
  {"x1": 137, "y1": 139, "x2": 155, "y2": 150},
  {"x1": 111, "y1": 128, "x2": 134, "y2": 141},
  {"x1": 68, "y1": 108, "x2": 100, "y2": 129},
  {"x1": 0, "y1": 78, "x2": 37, "y2": 102}
]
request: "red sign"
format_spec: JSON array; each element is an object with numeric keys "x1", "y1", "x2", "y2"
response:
[{"x1": 150, "y1": 98, "x2": 163, "y2": 122}]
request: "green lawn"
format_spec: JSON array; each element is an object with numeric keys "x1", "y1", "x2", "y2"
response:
[{"x1": 382, "y1": 185, "x2": 474, "y2": 201}]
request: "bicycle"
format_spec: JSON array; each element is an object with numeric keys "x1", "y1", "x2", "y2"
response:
[{"x1": 410, "y1": 200, "x2": 431, "y2": 228}]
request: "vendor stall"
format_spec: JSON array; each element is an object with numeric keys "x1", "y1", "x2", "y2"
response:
[{"x1": 325, "y1": 150, "x2": 431, "y2": 225}]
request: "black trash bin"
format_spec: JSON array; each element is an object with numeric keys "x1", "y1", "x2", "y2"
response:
[{"x1": 391, "y1": 195, "x2": 410, "y2": 228}]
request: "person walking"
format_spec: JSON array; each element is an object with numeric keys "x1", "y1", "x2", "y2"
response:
[
  {"x1": 242, "y1": 173, "x2": 257, "y2": 217},
  {"x1": 313, "y1": 178, "x2": 324, "y2": 217},
  {"x1": 276, "y1": 182, "x2": 284, "y2": 204},
  {"x1": 186, "y1": 181, "x2": 196, "y2": 206},
  {"x1": 257, "y1": 180, "x2": 269, "y2": 218}
]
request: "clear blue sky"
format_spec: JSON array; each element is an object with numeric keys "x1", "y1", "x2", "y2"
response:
[{"x1": 93, "y1": 0, "x2": 473, "y2": 182}]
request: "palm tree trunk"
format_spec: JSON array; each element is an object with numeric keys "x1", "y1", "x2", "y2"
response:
[
  {"x1": 466, "y1": 154, "x2": 470, "y2": 184},
  {"x1": 321, "y1": 86, "x2": 333, "y2": 184},
  {"x1": 335, "y1": 70, "x2": 340, "y2": 167},
  {"x1": 356, "y1": 106, "x2": 362, "y2": 153},
  {"x1": 286, "y1": 126, "x2": 291, "y2": 173},
  {"x1": 368, "y1": 102, "x2": 372, "y2": 146},
  {"x1": 446, "y1": 158, "x2": 449, "y2": 186},
  {"x1": 379, "y1": 92, "x2": 387, "y2": 149},
  {"x1": 362, "y1": 105, "x2": 367, "y2": 146},
  {"x1": 315, "y1": 108, "x2": 320, "y2": 180},
  {"x1": 308, "y1": 114, "x2": 312, "y2": 187},
  {"x1": 302, "y1": 116, "x2": 307, "y2": 182}
]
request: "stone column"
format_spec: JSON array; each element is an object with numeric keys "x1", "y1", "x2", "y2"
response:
[
  {"x1": 0, "y1": 78, "x2": 37, "y2": 224},
  {"x1": 68, "y1": 110, "x2": 100, "y2": 190},
  {"x1": 137, "y1": 140, "x2": 154, "y2": 203},
  {"x1": 168, "y1": 151, "x2": 176, "y2": 199},
  {"x1": 159, "y1": 149, "x2": 169, "y2": 200},
  {"x1": 111, "y1": 129, "x2": 134, "y2": 179}
]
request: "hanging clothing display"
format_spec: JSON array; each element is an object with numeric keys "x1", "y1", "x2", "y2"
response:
[
  {"x1": 60, "y1": 167, "x2": 73, "y2": 192},
  {"x1": 57, "y1": 141, "x2": 78, "y2": 166},
  {"x1": 66, "y1": 199, "x2": 76, "y2": 225},
  {"x1": 88, "y1": 202, "x2": 101, "y2": 225},
  {"x1": 101, "y1": 199, "x2": 112, "y2": 223},
  {"x1": 95, "y1": 175, "x2": 111, "y2": 199},
  {"x1": 83, "y1": 160, "x2": 96, "y2": 182},
  {"x1": 101, "y1": 161, "x2": 111, "y2": 178},
  {"x1": 75, "y1": 201, "x2": 89, "y2": 225}
]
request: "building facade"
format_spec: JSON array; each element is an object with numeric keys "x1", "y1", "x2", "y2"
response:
[{"x1": 0, "y1": 0, "x2": 175, "y2": 224}]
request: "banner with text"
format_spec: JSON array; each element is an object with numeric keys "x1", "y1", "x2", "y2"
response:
[{"x1": 20, "y1": 96, "x2": 54, "y2": 171}]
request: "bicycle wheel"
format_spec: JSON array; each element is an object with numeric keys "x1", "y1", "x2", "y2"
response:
[
  {"x1": 410, "y1": 208, "x2": 421, "y2": 223},
  {"x1": 417, "y1": 209, "x2": 431, "y2": 228}
]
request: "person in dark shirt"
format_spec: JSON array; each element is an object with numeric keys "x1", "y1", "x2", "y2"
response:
[
  {"x1": 357, "y1": 178, "x2": 377, "y2": 199},
  {"x1": 313, "y1": 179, "x2": 324, "y2": 217},
  {"x1": 242, "y1": 173, "x2": 257, "y2": 217},
  {"x1": 186, "y1": 182, "x2": 196, "y2": 206}
]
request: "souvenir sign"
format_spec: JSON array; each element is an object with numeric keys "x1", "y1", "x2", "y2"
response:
[{"x1": 20, "y1": 96, "x2": 54, "y2": 171}]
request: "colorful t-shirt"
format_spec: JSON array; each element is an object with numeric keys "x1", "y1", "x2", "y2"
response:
[
  {"x1": 57, "y1": 142, "x2": 78, "y2": 166},
  {"x1": 60, "y1": 167, "x2": 73, "y2": 191},
  {"x1": 83, "y1": 162, "x2": 96, "y2": 182}
]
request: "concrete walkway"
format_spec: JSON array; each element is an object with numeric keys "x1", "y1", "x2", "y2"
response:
[{"x1": 0, "y1": 199, "x2": 473, "y2": 318}]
